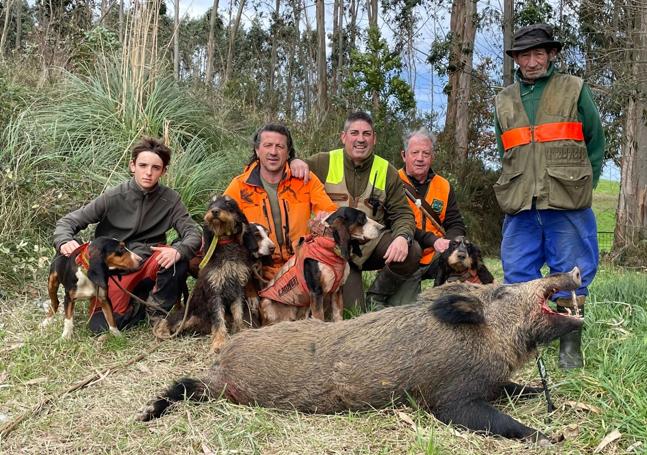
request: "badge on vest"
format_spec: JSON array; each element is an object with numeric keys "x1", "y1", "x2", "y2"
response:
[{"x1": 431, "y1": 199, "x2": 444, "y2": 213}]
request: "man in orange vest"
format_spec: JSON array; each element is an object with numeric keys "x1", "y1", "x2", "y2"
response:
[
  {"x1": 391, "y1": 128, "x2": 466, "y2": 304},
  {"x1": 494, "y1": 24, "x2": 605, "y2": 369}
]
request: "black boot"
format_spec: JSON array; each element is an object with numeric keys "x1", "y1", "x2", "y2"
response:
[
  {"x1": 556, "y1": 296, "x2": 585, "y2": 369},
  {"x1": 365, "y1": 266, "x2": 407, "y2": 311}
]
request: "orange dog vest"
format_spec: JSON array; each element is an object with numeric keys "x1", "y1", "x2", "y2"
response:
[{"x1": 258, "y1": 235, "x2": 347, "y2": 306}]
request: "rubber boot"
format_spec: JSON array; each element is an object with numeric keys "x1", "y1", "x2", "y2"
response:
[
  {"x1": 556, "y1": 296, "x2": 585, "y2": 369},
  {"x1": 365, "y1": 266, "x2": 407, "y2": 311}
]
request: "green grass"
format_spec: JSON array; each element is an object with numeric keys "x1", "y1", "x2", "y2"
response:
[
  {"x1": 1, "y1": 262, "x2": 645, "y2": 454},
  {"x1": 593, "y1": 179, "x2": 619, "y2": 233}
]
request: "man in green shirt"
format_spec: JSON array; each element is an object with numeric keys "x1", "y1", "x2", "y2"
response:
[{"x1": 494, "y1": 24, "x2": 605, "y2": 369}]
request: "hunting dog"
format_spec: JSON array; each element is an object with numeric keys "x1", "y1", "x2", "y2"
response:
[
  {"x1": 257, "y1": 207, "x2": 383, "y2": 325},
  {"x1": 154, "y1": 195, "x2": 274, "y2": 353},
  {"x1": 434, "y1": 236, "x2": 494, "y2": 286},
  {"x1": 41, "y1": 237, "x2": 142, "y2": 338}
]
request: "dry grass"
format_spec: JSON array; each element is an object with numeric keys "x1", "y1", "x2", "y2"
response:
[{"x1": 0, "y1": 286, "x2": 620, "y2": 454}]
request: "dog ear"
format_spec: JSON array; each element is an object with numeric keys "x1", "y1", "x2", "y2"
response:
[
  {"x1": 350, "y1": 239, "x2": 362, "y2": 257},
  {"x1": 202, "y1": 223, "x2": 214, "y2": 251},
  {"x1": 87, "y1": 243, "x2": 109, "y2": 289},
  {"x1": 242, "y1": 224, "x2": 259, "y2": 253},
  {"x1": 330, "y1": 218, "x2": 351, "y2": 260}
]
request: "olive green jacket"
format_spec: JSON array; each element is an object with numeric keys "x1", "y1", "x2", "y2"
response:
[
  {"x1": 53, "y1": 178, "x2": 201, "y2": 260},
  {"x1": 306, "y1": 151, "x2": 415, "y2": 239}
]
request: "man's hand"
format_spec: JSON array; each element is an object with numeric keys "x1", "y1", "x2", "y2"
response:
[
  {"x1": 60, "y1": 240, "x2": 81, "y2": 256},
  {"x1": 289, "y1": 159, "x2": 310, "y2": 184},
  {"x1": 383, "y1": 235, "x2": 409, "y2": 264},
  {"x1": 151, "y1": 246, "x2": 181, "y2": 269},
  {"x1": 433, "y1": 238, "x2": 451, "y2": 253}
]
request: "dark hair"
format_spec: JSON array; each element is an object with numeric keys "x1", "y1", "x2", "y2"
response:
[
  {"x1": 248, "y1": 123, "x2": 296, "y2": 165},
  {"x1": 343, "y1": 111, "x2": 374, "y2": 132},
  {"x1": 131, "y1": 137, "x2": 172, "y2": 168}
]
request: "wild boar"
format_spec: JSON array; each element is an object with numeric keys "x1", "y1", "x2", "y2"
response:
[{"x1": 138, "y1": 268, "x2": 583, "y2": 443}]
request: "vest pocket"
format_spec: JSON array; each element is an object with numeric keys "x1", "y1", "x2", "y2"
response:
[
  {"x1": 546, "y1": 167, "x2": 592, "y2": 210},
  {"x1": 493, "y1": 171, "x2": 527, "y2": 214}
]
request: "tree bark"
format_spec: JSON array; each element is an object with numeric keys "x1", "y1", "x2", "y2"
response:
[
  {"x1": 0, "y1": 0, "x2": 12, "y2": 58},
  {"x1": 503, "y1": 0, "x2": 514, "y2": 86},
  {"x1": 444, "y1": 0, "x2": 477, "y2": 161},
  {"x1": 268, "y1": 0, "x2": 281, "y2": 113},
  {"x1": 367, "y1": 0, "x2": 377, "y2": 29},
  {"x1": 615, "y1": 3, "x2": 647, "y2": 248},
  {"x1": 174, "y1": 0, "x2": 180, "y2": 80},
  {"x1": 224, "y1": 0, "x2": 246, "y2": 86},
  {"x1": 205, "y1": 0, "x2": 220, "y2": 84},
  {"x1": 316, "y1": 0, "x2": 328, "y2": 117}
]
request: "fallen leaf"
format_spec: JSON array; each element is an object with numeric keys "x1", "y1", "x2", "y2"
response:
[
  {"x1": 396, "y1": 411, "x2": 417, "y2": 430},
  {"x1": 626, "y1": 441, "x2": 643, "y2": 453},
  {"x1": 565, "y1": 401, "x2": 602, "y2": 414},
  {"x1": 593, "y1": 429, "x2": 622, "y2": 453},
  {"x1": 201, "y1": 443, "x2": 216, "y2": 455},
  {"x1": 563, "y1": 423, "x2": 580, "y2": 440},
  {"x1": 135, "y1": 363, "x2": 152, "y2": 374},
  {"x1": 24, "y1": 377, "x2": 48, "y2": 386},
  {"x1": 0, "y1": 414, "x2": 9, "y2": 423},
  {"x1": 0, "y1": 371, "x2": 8, "y2": 384}
]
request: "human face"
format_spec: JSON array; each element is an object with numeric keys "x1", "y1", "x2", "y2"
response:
[
  {"x1": 341, "y1": 120, "x2": 376, "y2": 165},
  {"x1": 129, "y1": 151, "x2": 166, "y2": 191},
  {"x1": 401, "y1": 135, "x2": 433, "y2": 183},
  {"x1": 513, "y1": 47, "x2": 556, "y2": 81},
  {"x1": 256, "y1": 131, "x2": 289, "y2": 183}
]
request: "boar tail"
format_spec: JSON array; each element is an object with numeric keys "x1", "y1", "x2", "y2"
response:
[
  {"x1": 137, "y1": 377, "x2": 212, "y2": 421},
  {"x1": 431, "y1": 294, "x2": 485, "y2": 325}
]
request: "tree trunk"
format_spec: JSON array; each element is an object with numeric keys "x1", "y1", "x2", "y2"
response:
[
  {"x1": 316, "y1": 0, "x2": 328, "y2": 117},
  {"x1": 268, "y1": 0, "x2": 281, "y2": 113},
  {"x1": 503, "y1": 0, "x2": 514, "y2": 86},
  {"x1": 331, "y1": 0, "x2": 339, "y2": 96},
  {"x1": 119, "y1": 0, "x2": 124, "y2": 43},
  {"x1": 205, "y1": 0, "x2": 220, "y2": 84},
  {"x1": 336, "y1": 0, "x2": 344, "y2": 97},
  {"x1": 349, "y1": 0, "x2": 358, "y2": 50},
  {"x1": 367, "y1": 0, "x2": 377, "y2": 29},
  {"x1": 615, "y1": 3, "x2": 647, "y2": 249},
  {"x1": 285, "y1": 0, "x2": 301, "y2": 119},
  {"x1": 0, "y1": 0, "x2": 12, "y2": 58},
  {"x1": 444, "y1": 0, "x2": 477, "y2": 161},
  {"x1": 174, "y1": 0, "x2": 180, "y2": 80},
  {"x1": 224, "y1": 0, "x2": 246, "y2": 86}
]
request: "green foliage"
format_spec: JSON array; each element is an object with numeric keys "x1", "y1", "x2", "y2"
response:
[
  {"x1": 345, "y1": 26, "x2": 416, "y2": 122},
  {"x1": 73, "y1": 26, "x2": 121, "y2": 69}
]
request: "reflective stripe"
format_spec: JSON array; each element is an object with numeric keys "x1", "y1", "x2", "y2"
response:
[
  {"x1": 326, "y1": 148, "x2": 388, "y2": 191},
  {"x1": 500, "y1": 127, "x2": 533, "y2": 150},
  {"x1": 326, "y1": 149, "x2": 345, "y2": 184},
  {"x1": 534, "y1": 122, "x2": 584, "y2": 143},
  {"x1": 501, "y1": 121, "x2": 584, "y2": 151}
]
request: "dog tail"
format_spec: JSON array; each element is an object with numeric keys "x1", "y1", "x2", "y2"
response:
[{"x1": 137, "y1": 377, "x2": 212, "y2": 421}]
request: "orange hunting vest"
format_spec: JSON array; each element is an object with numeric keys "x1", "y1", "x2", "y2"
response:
[{"x1": 398, "y1": 169, "x2": 449, "y2": 265}]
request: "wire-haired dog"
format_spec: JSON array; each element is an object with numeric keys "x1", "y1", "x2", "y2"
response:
[
  {"x1": 154, "y1": 195, "x2": 274, "y2": 353},
  {"x1": 257, "y1": 207, "x2": 383, "y2": 325},
  {"x1": 434, "y1": 236, "x2": 494, "y2": 286},
  {"x1": 41, "y1": 237, "x2": 142, "y2": 338}
]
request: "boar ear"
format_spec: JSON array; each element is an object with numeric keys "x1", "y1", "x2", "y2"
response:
[{"x1": 431, "y1": 294, "x2": 485, "y2": 325}]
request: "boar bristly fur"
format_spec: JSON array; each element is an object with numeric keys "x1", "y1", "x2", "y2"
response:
[{"x1": 139, "y1": 268, "x2": 583, "y2": 443}]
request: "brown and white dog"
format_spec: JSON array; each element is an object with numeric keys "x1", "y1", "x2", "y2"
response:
[
  {"x1": 257, "y1": 207, "x2": 383, "y2": 325},
  {"x1": 41, "y1": 237, "x2": 142, "y2": 338},
  {"x1": 154, "y1": 195, "x2": 274, "y2": 352},
  {"x1": 434, "y1": 236, "x2": 494, "y2": 286}
]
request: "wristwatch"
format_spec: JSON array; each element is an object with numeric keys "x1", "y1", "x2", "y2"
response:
[{"x1": 400, "y1": 233, "x2": 413, "y2": 246}]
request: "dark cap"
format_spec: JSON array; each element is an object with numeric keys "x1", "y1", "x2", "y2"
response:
[{"x1": 506, "y1": 24, "x2": 563, "y2": 57}]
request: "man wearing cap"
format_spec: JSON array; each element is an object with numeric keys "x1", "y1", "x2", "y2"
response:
[{"x1": 494, "y1": 24, "x2": 605, "y2": 369}]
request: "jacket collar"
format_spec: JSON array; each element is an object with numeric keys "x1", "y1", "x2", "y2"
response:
[
  {"x1": 128, "y1": 177, "x2": 161, "y2": 196},
  {"x1": 343, "y1": 150, "x2": 375, "y2": 172},
  {"x1": 242, "y1": 161, "x2": 292, "y2": 188},
  {"x1": 516, "y1": 62, "x2": 555, "y2": 87}
]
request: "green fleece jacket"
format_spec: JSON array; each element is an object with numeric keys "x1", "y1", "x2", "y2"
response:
[
  {"x1": 306, "y1": 151, "x2": 415, "y2": 239},
  {"x1": 53, "y1": 178, "x2": 201, "y2": 260},
  {"x1": 494, "y1": 64, "x2": 605, "y2": 187}
]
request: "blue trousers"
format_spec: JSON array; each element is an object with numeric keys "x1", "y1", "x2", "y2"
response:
[{"x1": 501, "y1": 208, "x2": 598, "y2": 299}]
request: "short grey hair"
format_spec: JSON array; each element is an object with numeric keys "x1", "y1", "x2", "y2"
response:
[{"x1": 403, "y1": 128, "x2": 436, "y2": 153}]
